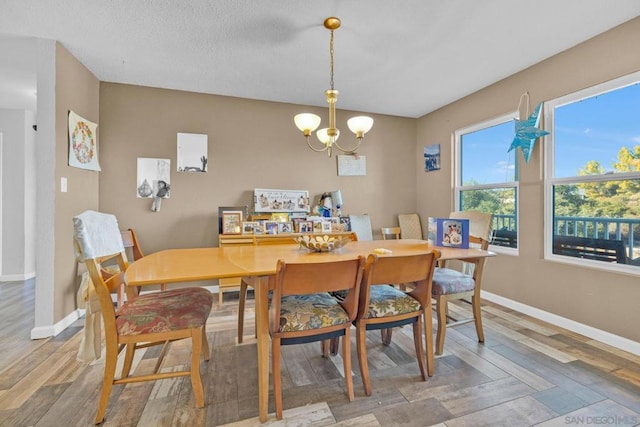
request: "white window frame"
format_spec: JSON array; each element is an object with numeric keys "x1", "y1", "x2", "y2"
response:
[
  {"x1": 544, "y1": 71, "x2": 640, "y2": 276},
  {"x1": 454, "y1": 112, "x2": 519, "y2": 255}
]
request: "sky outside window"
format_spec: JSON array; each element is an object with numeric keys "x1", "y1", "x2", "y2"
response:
[
  {"x1": 554, "y1": 82, "x2": 640, "y2": 178},
  {"x1": 460, "y1": 121, "x2": 516, "y2": 185}
]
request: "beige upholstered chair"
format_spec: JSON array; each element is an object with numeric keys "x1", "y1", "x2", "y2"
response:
[
  {"x1": 398, "y1": 214, "x2": 423, "y2": 240},
  {"x1": 349, "y1": 214, "x2": 373, "y2": 241},
  {"x1": 432, "y1": 210, "x2": 493, "y2": 355},
  {"x1": 269, "y1": 257, "x2": 365, "y2": 419},
  {"x1": 73, "y1": 210, "x2": 213, "y2": 424}
]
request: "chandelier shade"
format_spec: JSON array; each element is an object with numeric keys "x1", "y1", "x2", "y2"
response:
[
  {"x1": 294, "y1": 17, "x2": 373, "y2": 157},
  {"x1": 294, "y1": 113, "x2": 321, "y2": 136}
]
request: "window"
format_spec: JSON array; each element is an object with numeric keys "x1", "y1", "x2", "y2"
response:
[
  {"x1": 545, "y1": 72, "x2": 640, "y2": 272},
  {"x1": 455, "y1": 113, "x2": 519, "y2": 250}
]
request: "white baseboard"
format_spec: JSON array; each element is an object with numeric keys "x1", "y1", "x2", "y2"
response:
[
  {"x1": 30, "y1": 308, "x2": 83, "y2": 339},
  {"x1": 1, "y1": 272, "x2": 36, "y2": 281},
  {"x1": 482, "y1": 290, "x2": 640, "y2": 356}
]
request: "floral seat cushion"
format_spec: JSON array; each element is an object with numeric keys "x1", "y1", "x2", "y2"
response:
[
  {"x1": 278, "y1": 292, "x2": 349, "y2": 332},
  {"x1": 116, "y1": 287, "x2": 213, "y2": 336},
  {"x1": 365, "y1": 285, "x2": 420, "y2": 319},
  {"x1": 432, "y1": 267, "x2": 475, "y2": 295}
]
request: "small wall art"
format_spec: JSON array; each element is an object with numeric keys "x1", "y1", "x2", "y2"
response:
[
  {"x1": 424, "y1": 144, "x2": 441, "y2": 172},
  {"x1": 137, "y1": 158, "x2": 171, "y2": 212},
  {"x1": 337, "y1": 155, "x2": 366, "y2": 176},
  {"x1": 177, "y1": 132, "x2": 208, "y2": 172},
  {"x1": 68, "y1": 110, "x2": 101, "y2": 171}
]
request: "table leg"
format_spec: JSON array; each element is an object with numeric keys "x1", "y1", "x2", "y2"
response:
[{"x1": 255, "y1": 277, "x2": 270, "y2": 422}]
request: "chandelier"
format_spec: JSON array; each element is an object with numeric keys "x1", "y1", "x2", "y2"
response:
[{"x1": 294, "y1": 17, "x2": 374, "y2": 157}]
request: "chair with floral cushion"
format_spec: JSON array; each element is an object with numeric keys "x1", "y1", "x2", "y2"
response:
[
  {"x1": 237, "y1": 232, "x2": 359, "y2": 344},
  {"x1": 73, "y1": 210, "x2": 213, "y2": 424},
  {"x1": 355, "y1": 251, "x2": 440, "y2": 395},
  {"x1": 269, "y1": 256, "x2": 365, "y2": 419},
  {"x1": 432, "y1": 210, "x2": 493, "y2": 355}
]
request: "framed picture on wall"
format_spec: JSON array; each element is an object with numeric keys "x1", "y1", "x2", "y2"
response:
[
  {"x1": 222, "y1": 212, "x2": 242, "y2": 234},
  {"x1": 424, "y1": 144, "x2": 441, "y2": 172}
]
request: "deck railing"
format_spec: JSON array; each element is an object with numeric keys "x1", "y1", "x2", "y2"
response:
[{"x1": 491, "y1": 214, "x2": 639, "y2": 259}]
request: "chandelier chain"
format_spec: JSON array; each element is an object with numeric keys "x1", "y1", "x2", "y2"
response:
[{"x1": 329, "y1": 29, "x2": 335, "y2": 90}]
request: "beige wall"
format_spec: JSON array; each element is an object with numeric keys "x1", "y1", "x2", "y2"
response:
[
  {"x1": 54, "y1": 44, "x2": 100, "y2": 322},
  {"x1": 98, "y1": 84, "x2": 416, "y2": 253},
  {"x1": 417, "y1": 17, "x2": 640, "y2": 341}
]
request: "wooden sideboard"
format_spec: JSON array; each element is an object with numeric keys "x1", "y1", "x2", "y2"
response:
[{"x1": 217, "y1": 231, "x2": 356, "y2": 305}]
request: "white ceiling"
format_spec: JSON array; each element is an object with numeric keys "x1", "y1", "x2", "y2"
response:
[{"x1": 1, "y1": 1, "x2": 639, "y2": 117}]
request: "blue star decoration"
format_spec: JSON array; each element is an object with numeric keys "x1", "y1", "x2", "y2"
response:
[{"x1": 508, "y1": 102, "x2": 550, "y2": 163}]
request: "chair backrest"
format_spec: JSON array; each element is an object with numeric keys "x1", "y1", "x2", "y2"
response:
[
  {"x1": 358, "y1": 251, "x2": 440, "y2": 318},
  {"x1": 349, "y1": 214, "x2": 373, "y2": 241},
  {"x1": 398, "y1": 214, "x2": 423, "y2": 240},
  {"x1": 381, "y1": 227, "x2": 401, "y2": 240},
  {"x1": 121, "y1": 229, "x2": 144, "y2": 261},
  {"x1": 73, "y1": 210, "x2": 130, "y2": 325},
  {"x1": 270, "y1": 257, "x2": 365, "y2": 331},
  {"x1": 449, "y1": 210, "x2": 493, "y2": 249}
]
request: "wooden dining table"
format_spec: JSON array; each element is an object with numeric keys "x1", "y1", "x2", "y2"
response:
[{"x1": 124, "y1": 238, "x2": 495, "y2": 422}]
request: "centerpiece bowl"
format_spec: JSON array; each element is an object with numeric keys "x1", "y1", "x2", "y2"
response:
[{"x1": 294, "y1": 235, "x2": 351, "y2": 252}]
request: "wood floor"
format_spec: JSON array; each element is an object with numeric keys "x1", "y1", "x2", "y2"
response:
[{"x1": 1, "y1": 280, "x2": 639, "y2": 427}]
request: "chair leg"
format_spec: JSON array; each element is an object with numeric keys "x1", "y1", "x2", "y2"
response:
[
  {"x1": 412, "y1": 318, "x2": 427, "y2": 381},
  {"x1": 435, "y1": 297, "x2": 448, "y2": 356},
  {"x1": 321, "y1": 340, "x2": 330, "y2": 358},
  {"x1": 472, "y1": 294, "x2": 485, "y2": 343},
  {"x1": 342, "y1": 329, "x2": 354, "y2": 402},
  {"x1": 356, "y1": 324, "x2": 372, "y2": 396},
  {"x1": 237, "y1": 280, "x2": 248, "y2": 343},
  {"x1": 121, "y1": 344, "x2": 136, "y2": 378},
  {"x1": 272, "y1": 337, "x2": 283, "y2": 420},
  {"x1": 423, "y1": 310, "x2": 435, "y2": 378},
  {"x1": 329, "y1": 337, "x2": 340, "y2": 356},
  {"x1": 95, "y1": 345, "x2": 118, "y2": 424},
  {"x1": 153, "y1": 341, "x2": 170, "y2": 374},
  {"x1": 190, "y1": 327, "x2": 205, "y2": 408},
  {"x1": 202, "y1": 325, "x2": 210, "y2": 361},
  {"x1": 381, "y1": 328, "x2": 393, "y2": 345}
]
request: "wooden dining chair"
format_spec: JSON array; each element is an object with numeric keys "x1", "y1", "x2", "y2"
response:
[
  {"x1": 353, "y1": 251, "x2": 440, "y2": 395},
  {"x1": 269, "y1": 256, "x2": 365, "y2": 419},
  {"x1": 380, "y1": 226, "x2": 401, "y2": 240},
  {"x1": 236, "y1": 232, "x2": 359, "y2": 344},
  {"x1": 432, "y1": 210, "x2": 492, "y2": 355},
  {"x1": 73, "y1": 210, "x2": 213, "y2": 424}
]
